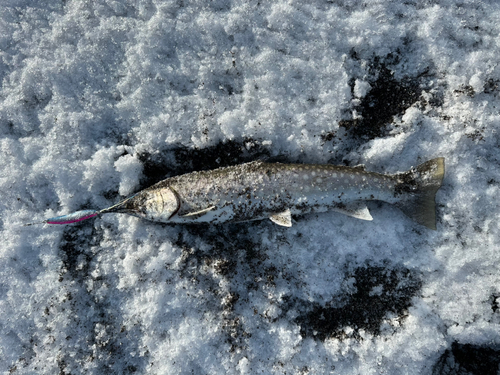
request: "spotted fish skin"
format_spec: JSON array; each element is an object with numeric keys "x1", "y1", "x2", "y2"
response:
[{"x1": 112, "y1": 158, "x2": 444, "y2": 229}]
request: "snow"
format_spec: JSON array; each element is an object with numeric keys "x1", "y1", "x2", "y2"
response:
[{"x1": 1, "y1": 0, "x2": 500, "y2": 374}]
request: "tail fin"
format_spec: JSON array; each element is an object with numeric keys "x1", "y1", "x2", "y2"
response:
[{"x1": 394, "y1": 157, "x2": 445, "y2": 230}]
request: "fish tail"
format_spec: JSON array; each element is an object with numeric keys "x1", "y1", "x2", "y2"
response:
[{"x1": 394, "y1": 157, "x2": 445, "y2": 230}]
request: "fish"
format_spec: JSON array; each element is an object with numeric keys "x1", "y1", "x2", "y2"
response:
[{"x1": 43, "y1": 157, "x2": 445, "y2": 229}]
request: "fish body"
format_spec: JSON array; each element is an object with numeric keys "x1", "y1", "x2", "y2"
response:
[{"x1": 47, "y1": 158, "x2": 444, "y2": 229}]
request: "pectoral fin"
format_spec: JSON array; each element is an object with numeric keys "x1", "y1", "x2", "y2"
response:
[
  {"x1": 270, "y1": 209, "x2": 292, "y2": 227},
  {"x1": 180, "y1": 206, "x2": 216, "y2": 218},
  {"x1": 332, "y1": 202, "x2": 373, "y2": 221}
]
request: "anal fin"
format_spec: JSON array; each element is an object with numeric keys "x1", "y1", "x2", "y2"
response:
[
  {"x1": 332, "y1": 202, "x2": 373, "y2": 221},
  {"x1": 270, "y1": 209, "x2": 292, "y2": 227}
]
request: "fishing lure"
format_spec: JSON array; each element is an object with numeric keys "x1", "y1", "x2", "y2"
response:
[{"x1": 45, "y1": 209, "x2": 99, "y2": 224}]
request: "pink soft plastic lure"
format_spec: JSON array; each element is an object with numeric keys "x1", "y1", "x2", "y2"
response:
[
  {"x1": 45, "y1": 210, "x2": 99, "y2": 224},
  {"x1": 26, "y1": 195, "x2": 137, "y2": 226}
]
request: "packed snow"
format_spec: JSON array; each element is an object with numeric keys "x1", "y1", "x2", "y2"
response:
[{"x1": 1, "y1": 0, "x2": 500, "y2": 374}]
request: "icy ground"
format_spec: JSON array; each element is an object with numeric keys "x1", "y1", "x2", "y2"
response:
[{"x1": 1, "y1": 0, "x2": 500, "y2": 374}]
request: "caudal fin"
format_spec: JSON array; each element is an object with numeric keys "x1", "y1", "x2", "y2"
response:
[{"x1": 394, "y1": 157, "x2": 445, "y2": 230}]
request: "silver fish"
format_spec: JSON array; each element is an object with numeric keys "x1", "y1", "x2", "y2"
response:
[{"x1": 46, "y1": 158, "x2": 445, "y2": 229}]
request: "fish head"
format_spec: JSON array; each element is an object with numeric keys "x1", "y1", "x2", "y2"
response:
[{"x1": 104, "y1": 187, "x2": 180, "y2": 222}]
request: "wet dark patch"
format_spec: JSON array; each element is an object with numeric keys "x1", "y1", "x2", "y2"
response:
[
  {"x1": 490, "y1": 293, "x2": 499, "y2": 314},
  {"x1": 466, "y1": 129, "x2": 485, "y2": 142},
  {"x1": 432, "y1": 342, "x2": 500, "y2": 375},
  {"x1": 454, "y1": 84, "x2": 476, "y2": 97},
  {"x1": 102, "y1": 188, "x2": 120, "y2": 201},
  {"x1": 173, "y1": 222, "x2": 271, "y2": 352},
  {"x1": 59, "y1": 222, "x2": 97, "y2": 280},
  {"x1": 58, "y1": 200, "x2": 106, "y2": 280},
  {"x1": 171, "y1": 138, "x2": 270, "y2": 172},
  {"x1": 322, "y1": 52, "x2": 437, "y2": 157},
  {"x1": 23, "y1": 92, "x2": 53, "y2": 111},
  {"x1": 206, "y1": 67, "x2": 243, "y2": 96},
  {"x1": 290, "y1": 265, "x2": 421, "y2": 341},
  {"x1": 320, "y1": 131, "x2": 336, "y2": 143},
  {"x1": 137, "y1": 138, "x2": 271, "y2": 189},
  {"x1": 206, "y1": 0, "x2": 231, "y2": 12},
  {"x1": 56, "y1": 220, "x2": 148, "y2": 374},
  {"x1": 340, "y1": 61, "x2": 427, "y2": 140},
  {"x1": 484, "y1": 78, "x2": 499, "y2": 94}
]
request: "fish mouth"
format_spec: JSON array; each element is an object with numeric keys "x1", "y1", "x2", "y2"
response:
[{"x1": 99, "y1": 194, "x2": 145, "y2": 217}]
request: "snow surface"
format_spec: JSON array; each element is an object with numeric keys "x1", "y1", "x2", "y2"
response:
[{"x1": 1, "y1": 0, "x2": 500, "y2": 374}]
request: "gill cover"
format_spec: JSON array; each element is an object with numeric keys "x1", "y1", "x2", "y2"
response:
[{"x1": 142, "y1": 186, "x2": 180, "y2": 220}]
